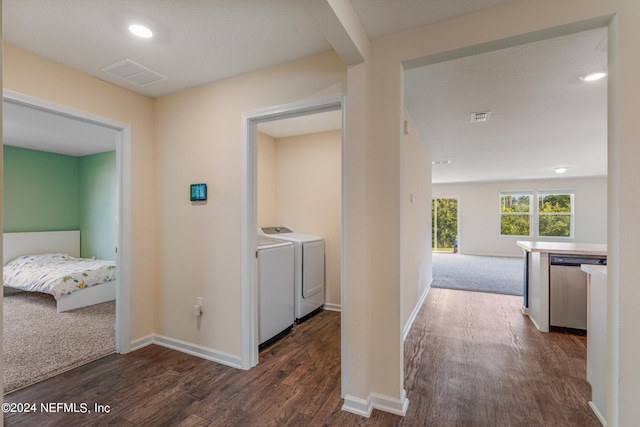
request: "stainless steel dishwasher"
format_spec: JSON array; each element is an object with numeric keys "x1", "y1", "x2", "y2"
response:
[{"x1": 549, "y1": 254, "x2": 607, "y2": 333}]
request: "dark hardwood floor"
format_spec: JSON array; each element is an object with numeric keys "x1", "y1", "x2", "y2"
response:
[{"x1": 4, "y1": 288, "x2": 600, "y2": 426}]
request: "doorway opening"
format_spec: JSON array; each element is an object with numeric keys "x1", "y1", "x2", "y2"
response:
[
  {"x1": 2, "y1": 91, "x2": 132, "y2": 387},
  {"x1": 241, "y1": 94, "x2": 345, "y2": 379},
  {"x1": 432, "y1": 197, "x2": 458, "y2": 253}
]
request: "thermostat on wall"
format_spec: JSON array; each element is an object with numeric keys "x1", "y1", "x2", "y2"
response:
[{"x1": 190, "y1": 183, "x2": 207, "y2": 201}]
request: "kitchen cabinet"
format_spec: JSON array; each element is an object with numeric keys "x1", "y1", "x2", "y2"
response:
[{"x1": 517, "y1": 241, "x2": 607, "y2": 332}]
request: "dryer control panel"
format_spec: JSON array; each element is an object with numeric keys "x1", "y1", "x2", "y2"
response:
[{"x1": 261, "y1": 226, "x2": 293, "y2": 234}]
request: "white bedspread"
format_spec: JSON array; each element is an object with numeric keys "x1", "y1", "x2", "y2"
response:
[{"x1": 3, "y1": 253, "x2": 116, "y2": 300}]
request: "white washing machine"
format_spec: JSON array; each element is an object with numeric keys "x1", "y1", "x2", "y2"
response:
[
  {"x1": 259, "y1": 227, "x2": 325, "y2": 323},
  {"x1": 257, "y1": 236, "x2": 294, "y2": 348}
]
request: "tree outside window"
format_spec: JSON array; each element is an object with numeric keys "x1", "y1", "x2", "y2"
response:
[
  {"x1": 538, "y1": 192, "x2": 573, "y2": 237},
  {"x1": 432, "y1": 198, "x2": 458, "y2": 252},
  {"x1": 500, "y1": 190, "x2": 574, "y2": 238},
  {"x1": 500, "y1": 193, "x2": 531, "y2": 236}
]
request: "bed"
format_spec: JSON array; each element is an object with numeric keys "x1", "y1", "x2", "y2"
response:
[{"x1": 3, "y1": 230, "x2": 117, "y2": 313}]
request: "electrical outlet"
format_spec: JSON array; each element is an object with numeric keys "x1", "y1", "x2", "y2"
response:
[{"x1": 194, "y1": 297, "x2": 204, "y2": 317}]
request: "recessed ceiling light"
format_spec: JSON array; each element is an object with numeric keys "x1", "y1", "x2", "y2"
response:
[
  {"x1": 129, "y1": 24, "x2": 153, "y2": 39},
  {"x1": 554, "y1": 167, "x2": 569, "y2": 174},
  {"x1": 580, "y1": 72, "x2": 606, "y2": 82}
]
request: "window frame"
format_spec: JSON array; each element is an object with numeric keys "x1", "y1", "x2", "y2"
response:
[
  {"x1": 499, "y1": 189, "x2": 575, "y2": 238},
  {"x1": 537, "y1": 189, "x2": 575, "y2": 238},
  {"x1": 499, "y1": 191, "x2": 533, "y2": 237}
]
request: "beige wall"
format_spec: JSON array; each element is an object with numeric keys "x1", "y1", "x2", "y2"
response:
[
  {"x1": 257, "y1": 130, "x2": 342, "y2": 308},
  {"x1": 433, "y1": 176, "x2": 608, "y2": 257},
  {"x1": 153, "y1": 51, "x2": 346, "y2": 356},
  {"x1": 271, "y1": 130, "x2": 342, "y2": 308},
  {"x1": 342, "y1": 59, "x2": 372, "y2": 402},
  {"x1": 257, "y1": 132, "x2": 278, "y2": 227},
  {"x1": 3, "y1": 43, "x2": 156, "y2": 342},
  {"x1": 402, "y1": 111, "x2": 431, "y2": 330}
]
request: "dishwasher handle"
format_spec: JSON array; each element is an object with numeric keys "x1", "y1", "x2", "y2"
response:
[{"x1": 549, "y1": 255, "x2": 607, "y2": 266}]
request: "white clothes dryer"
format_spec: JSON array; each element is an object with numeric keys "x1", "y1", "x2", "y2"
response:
[
  {"x1": 257, "y1": 236, "x2": 294, "y2": 348},
  {"x1": 259, "y1": 227, "x2": 325, "y2": 323}
]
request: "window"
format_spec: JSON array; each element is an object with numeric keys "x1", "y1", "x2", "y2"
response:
[
  {"x1": 500, "y1": 192, "x2": 532, "y2": 236},
  {"x1": 500, "y1": 189, "x2": 574, "y2": 237},
  {"x1": 432, "y1": 198, "x2": 458, "y2": 253},
  {"x1": 538, "y1": 191, "x2": 573, "y2": 237}
]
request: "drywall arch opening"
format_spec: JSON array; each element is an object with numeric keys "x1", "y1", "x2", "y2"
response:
[
  {"x1": 2, "y1": 89, "x2": 133, "y2": 355},
  {"x1": 241, "y1": 94, "x2": 345, "y2": 376}
]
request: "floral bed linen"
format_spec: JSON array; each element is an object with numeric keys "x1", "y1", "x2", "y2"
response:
[{"x1": 3, "y1": 253, "x2": 116, "y2": 300}]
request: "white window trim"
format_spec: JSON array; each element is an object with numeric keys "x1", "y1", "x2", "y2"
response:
[
  {"x1": 499, "y1": 191, "x2": 533, "y2": 237},
  {"x1": 537, "y1": 190, "x2": 575, "y2": 238},
  {"x1": 499, "y1": 189, "x2": 575, "y2": 238}
]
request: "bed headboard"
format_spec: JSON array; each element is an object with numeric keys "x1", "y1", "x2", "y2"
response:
[{"x1": 3, "y1": 231, "x2": 81, "y2": 265}]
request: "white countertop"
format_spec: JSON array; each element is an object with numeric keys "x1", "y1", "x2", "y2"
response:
[
  {"x1": 581, "y1": 264, "x2": 608, "y2": 280},
  {"x1": 517, "y1": 241, "x2": 607, "y2": 256}
]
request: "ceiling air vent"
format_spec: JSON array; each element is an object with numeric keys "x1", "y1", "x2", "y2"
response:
[
  {"x1": 101, "y1": 59, "x2": 166, "y2": 86},
  {"x1": 470, "y1": 111, "x2": 492, "y2": 123}
]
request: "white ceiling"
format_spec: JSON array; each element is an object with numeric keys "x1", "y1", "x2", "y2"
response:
[
  {"x1": 2, "y1": 0, "x2": 607, "y2": 183},
  {"x1": 258, "y1": 110, "x2": 342, "y2": 139},
  {"x1": 3, "y1": 0, "x2": 513, "y2": 99},
  {"x1": 3, "y1": 100, "x2": 118, "y2": 156},
  {"x1": 3, "y1": 0, "x2": 332, "y2": 99},
  {"x1": 405, "y1": 27, "x2": 608, "y2": 183}
]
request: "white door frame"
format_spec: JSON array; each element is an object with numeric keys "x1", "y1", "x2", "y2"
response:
[
  {"x1": 241, "y1": 94, "x2": 345, "y2": 370},
  {"x1": 3, "y1": 89, "x2": 132, "y2": 353}
]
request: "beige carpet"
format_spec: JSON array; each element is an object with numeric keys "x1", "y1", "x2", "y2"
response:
[{"x1": 3, "y1": 292, "x2": 115, "y2": 394}]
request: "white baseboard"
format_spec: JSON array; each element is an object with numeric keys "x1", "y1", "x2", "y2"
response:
[
  {"x1": 403, "y1": 279, "x2": 431, "y2": 342},
  {"x1": 342, "y1": 390, "x2": 409, "y2": 418},
  {"x1": 529, "y1": 316, "x2": 544, "y2": 332},
  {"x1": 129, "y1": 334, "x2": 242, "y2": 369},
  {"x1": 323, "y1": 302, "x2": 341, "y2": 312},
  {"x1": 130, "y1": 334, "x2": 154, "y2": 351},
  {"x1": 342, "y1": 394, "x2": 372, "y2": 417},
  {"x1": 588, "y1": 401, "x2": 606, "y2": 426},
  {"x1": 459, "y1": 252, "x2": 522, "y2": 258},
  {"x1": 371, "y1": 391, "x2": 409, "y2": 416}
]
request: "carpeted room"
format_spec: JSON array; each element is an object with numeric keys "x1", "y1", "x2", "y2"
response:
[
  {"x1": 3, "y1": 292, "x2": 115, "y2": 394},
  {"x1": 431, "y1": 253, "x2": 524, "y2": 296},
  {"x1": 2, "y1": 123, "x2": 118, "y2": 395}
]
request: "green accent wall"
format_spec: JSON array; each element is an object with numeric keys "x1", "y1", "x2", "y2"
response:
[
  {"x1": 3, "y1": 146, "x2": 116, "y2": 261},
  {"x1": 3, "y1": 146, "x2": 79, "y2": 232},
  {"x1": 78, "y1": 151, "x2": 116, "y2": 261}
]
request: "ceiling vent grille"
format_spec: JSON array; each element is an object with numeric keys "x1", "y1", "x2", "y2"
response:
[
  {"x1": 470, "y1": 111, "x2": 492, "y2": 123},
  {"x1": 101, "y1": 59, "x2": 166, "y2": 86}
]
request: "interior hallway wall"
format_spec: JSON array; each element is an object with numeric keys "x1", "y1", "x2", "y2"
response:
[
  {"x1": 153, "y1": 51, "x2": 346, "y2": 357},
  {"x1": 401, "y1": 111, "x2": 431, "y2": 330}
]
